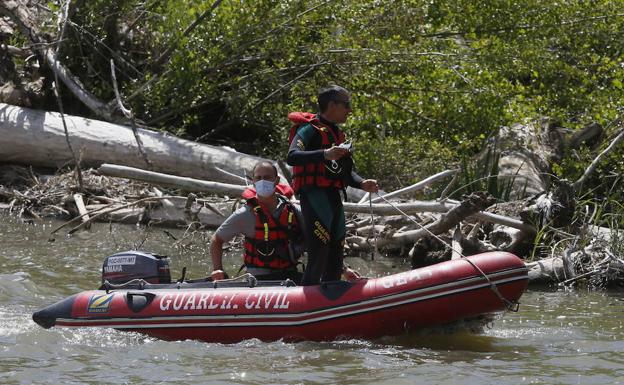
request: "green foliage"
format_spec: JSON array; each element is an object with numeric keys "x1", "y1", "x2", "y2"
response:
[
  {"x1": 38, "y1": 0, "x2": 624, "y2": 193},
  {"x1": 353, "y1": 134, "x2": 455, "y2": 192},
  {"x1": 527, "y1": 172, "x2": 624, "y2": 261},
  {"x1": 451, "y1": 145, "x2": 520, "y2": 201}
]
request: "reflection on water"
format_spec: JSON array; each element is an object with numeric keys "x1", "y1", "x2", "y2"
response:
[{"x1": 0, "y1": 213, "x2": 623, "y2": 384}]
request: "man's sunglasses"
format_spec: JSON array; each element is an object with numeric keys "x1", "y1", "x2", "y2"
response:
[{"x1": 334, "y1": 99, "x2": 351, "y2": 108}]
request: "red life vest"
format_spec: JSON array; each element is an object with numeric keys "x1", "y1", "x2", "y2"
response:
[
  {"x1": 241, "y1": 183, "x2": 294, "y2": 200},
  {"x1": 287, "y1": 112, "x2": 347, "y2": 193},
  {"x1": 243, "y1": 192, "x2": 299, "y2": 270}
]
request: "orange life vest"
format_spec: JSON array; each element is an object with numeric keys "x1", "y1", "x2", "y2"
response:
[
  {"x1": 243, "y1": 193, "x2": 299, "y2": 270},
  {"x1": 287, "y1": 112, "x2": 348, "y2": 193}
]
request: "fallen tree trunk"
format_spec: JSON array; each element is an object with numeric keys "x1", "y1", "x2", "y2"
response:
[
  {"x1": 98, "y1": 164, "x2": 247, "y2": 197},
  {"x1": 346, "y1": 192, "x2": 502, "y2": 252},
  {"x1": 345, "y1": 201, "x2": 534, "y2": 232},
  {"x1": 99, "y1": 163, "x2": 535, "y2": 231},
  {"x1": 83, "y1": 198, "x2": 231, "y2": 229},
  {"x1": 526, "y1": 257, "x2": 568, "y2": 285},
  {"x1": 394, "y1": 192, "x2": 495, "y2": 246},
  {"x1": 0, "y1": 103, "x2": 265, "y2": 184},
  {"x1": 490, "y1": 118, "x2": 607, "y2": 200}
]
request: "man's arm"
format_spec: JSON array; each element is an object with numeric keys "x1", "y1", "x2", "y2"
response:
[
  {"x1": 348, "y1": 161, "x2": 378, "y2": 193},
  {"x1": 208, "y1": 206, "x2": 254, "y2": 280},
  {"x1": 346, "y1": 163, "x2": 379, "y2": 192},
  {"x1": 209, "y1": 233, "x2": 226, "y2": 280},
  {"x1": 287, "y1": 123, "x2": 351, "y2": 165},
  {"x1": 347, "y1": 169, "x2": 364, "y2": 189},
  {"x1": 286, "y1": 131, "x2": 325, "y2": 166}
]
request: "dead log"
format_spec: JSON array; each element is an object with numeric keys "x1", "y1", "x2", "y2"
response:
[
  {"x1": 520, "y1": 179, "x2": 576, "y2": 228},
  {"x1": 526, "y1": 257, "x2": 568, "y2": 285},
  {"x1": 0, "y1": 103, "x2": 266, "y2": 184},
  {"x1": 397, "y1": 192, "x2": 496, "y2": 246},
  {"x1": 492, "y1": 118, "x2": 565, "y2": 198},
  {"x1": 350, "y1": 197, "x2": 534, "y2": 232},
  {"x1": 183, "y1": 193, "x2": 200, "y2": 230},
  {"x1": 588, "y1": 225, "x2": 624, "y2": 245},
  {"x1": 82, "y1": 198, "x2": 229, "y2": 229},
  {"x1": 406, "y1": 192, "x2": 498, "y2": 267},
  {"x1": 72, "y1": 193, "x2": 90, "y2": 229},
  {"x1": 99, "y1": 163, "x2": 535, "y2": 233},
  {"x1": 451, "y1": 225, "x2": 462, "y2": 259},
  {"x1": 346, "y1": 192, "x2": 500, "y2": 253},
  {"x1": 345, "y1": 200, "x2": 455, "y2": 215},
  {"x1": 98, "y1": 164, "x2": 246, "y2": 197},
  {"x1": 488, "y1": 225, "x2": 531, "y2": 254},
  {"x1": 567, "y1": 122, "x2": 603, "y2": 149}
]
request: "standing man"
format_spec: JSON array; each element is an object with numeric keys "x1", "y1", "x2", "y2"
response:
[
  {"x1": 287, "y1": 85, "x2": 379, "y2": 286},
  {"x1": 209, "y1": 161, "x2": 304, "y2": 282}
]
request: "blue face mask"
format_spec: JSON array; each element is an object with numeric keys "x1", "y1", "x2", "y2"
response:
[{"x1": 255, "y1": 180, "x2": 276, "y2": 197}]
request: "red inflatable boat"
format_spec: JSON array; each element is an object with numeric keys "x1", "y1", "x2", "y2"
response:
[{"x1": 32, "y1": 251, "x2": 528, "y2": 343}]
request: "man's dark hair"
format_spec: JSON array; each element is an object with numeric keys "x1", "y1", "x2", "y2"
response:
[
  {"x1": 252, "y1": 160, "x2": 278, "y2": 178},
  {"x1": 318, "y1": 85, "x2": 349, "y2": 113}
]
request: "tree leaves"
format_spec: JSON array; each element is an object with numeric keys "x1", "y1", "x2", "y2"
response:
[{"x1": 42, "y1": 0, "x2": 624, "y2": 191}]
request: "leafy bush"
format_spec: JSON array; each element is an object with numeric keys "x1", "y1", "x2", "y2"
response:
[{"x1": 31, "y1": 0, "x2": 624, "y2": 192}]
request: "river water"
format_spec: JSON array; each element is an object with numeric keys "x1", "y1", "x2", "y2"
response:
[{"x1": 1, "y1": 213, "x2": 622, "y2": 385}]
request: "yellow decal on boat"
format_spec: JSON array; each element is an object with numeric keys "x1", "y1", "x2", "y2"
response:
[{"x1": 87, "y1": 293, "x2": 114, "y2": 313}]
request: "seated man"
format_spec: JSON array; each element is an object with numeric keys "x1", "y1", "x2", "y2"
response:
[
  {"x1": 210, "y1": 160, "x2": 303, "y2": 282},
  {"x1": 209, "y1": 160, "x2": 360, "y2": 284}
]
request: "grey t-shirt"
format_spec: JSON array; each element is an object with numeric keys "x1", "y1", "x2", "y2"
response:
[
  {"x1": 216, "y1": 200, "x2": 303, "y2": 242},
  {"x1": 215, "y1": 199, "x2": 305, "y2": 275}
]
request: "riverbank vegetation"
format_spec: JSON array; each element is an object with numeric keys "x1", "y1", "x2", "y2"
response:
[{"x1": 1, "y1": 1, "x2": 623, "y2": 288}]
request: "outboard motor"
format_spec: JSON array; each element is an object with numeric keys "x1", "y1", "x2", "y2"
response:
[{"x1": 102, "y1": 251, "x2": 171, "y2": 285}]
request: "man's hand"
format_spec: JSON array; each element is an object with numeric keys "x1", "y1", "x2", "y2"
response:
[
  {"x1": 343, "y1": 266, "x2": 362, "y2": 282},
  {"x1": 210, "y1": 269, "x2": 226, "y2": 281},
  {"x1": 324, "y1": 146, "x2": 350, "y2": 160},
  {"x1": 361, "y1": 179, "x2": 379, "y2": 193}
]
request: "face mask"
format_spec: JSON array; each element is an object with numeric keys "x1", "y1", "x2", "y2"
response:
[{"x1": 255, "y1": 179, "x2": 276, "y2": 197}]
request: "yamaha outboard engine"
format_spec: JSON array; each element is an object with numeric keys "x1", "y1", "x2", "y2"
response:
[{"x1": 102, "y1": 251, "x2": 171, "y2": 285}]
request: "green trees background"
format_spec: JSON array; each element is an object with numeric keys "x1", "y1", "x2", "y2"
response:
[{"x1": 29, "y1": 1, "x2": 624, "y2": 199}]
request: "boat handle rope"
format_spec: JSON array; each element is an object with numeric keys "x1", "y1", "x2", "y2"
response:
[
  {"x1": 372, "y1": 193, "x2": 520, "y2": 313},
  {"x1": 102, "y1": 273, "x2": 261, "y2": 292},
  {"x1": 212, "y1": 273, "x2": 258, "y2": 288},
  {"x1": 103, "y1": 279, "x2": 149, "y2": 293}
]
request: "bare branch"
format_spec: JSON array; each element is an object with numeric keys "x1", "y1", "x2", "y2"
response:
[
  {"x1": 573, "y1": 120, "x2": 624, "y2": 192},
  {"x1": 374, "y1": 92, "x2": 441, "y2": 124},
  {"x1": 370, "y1": 169, "x2": 458, "y2": 203},
  {"x1": 246, "y1": 63, "x2": 326, "y2": 112},
  {"x1": 52, "y1": 0, "x2": 84, "y2": 190},
  {"x1": 110, "y1": 59, "x2": 151, "y2": 167}
]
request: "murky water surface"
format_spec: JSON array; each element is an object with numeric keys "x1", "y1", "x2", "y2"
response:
[{"x1": 1, "y1": 213, "x2": 622, "y2": 384}]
